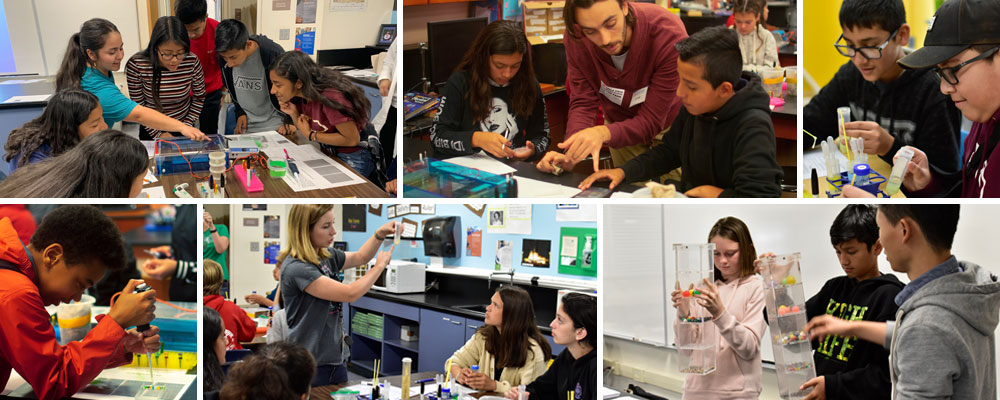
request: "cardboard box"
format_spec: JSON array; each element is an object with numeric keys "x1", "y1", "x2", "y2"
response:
[{"x1": 523, "y1": 1, "x2": 566, "y2": 36}]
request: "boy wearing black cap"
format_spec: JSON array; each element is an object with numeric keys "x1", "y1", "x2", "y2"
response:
[
  {"x1": 803, "y1": 0, "x2": 962, "y2": 197},
  {"x1": 895, "y1": 0, "x2": 1000, "y2": 198}
]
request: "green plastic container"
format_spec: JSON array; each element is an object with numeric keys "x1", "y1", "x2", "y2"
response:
[{"x1": 269, "y1": 160, "x2": 287, "y2": 178}]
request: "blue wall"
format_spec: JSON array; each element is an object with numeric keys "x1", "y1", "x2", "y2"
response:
[
  {"x1": 341, "y1": 204, "x2": 596, "y2": 281},
  {"x1": 0, "y1": 0, "x2": 15, "y2": 73}
]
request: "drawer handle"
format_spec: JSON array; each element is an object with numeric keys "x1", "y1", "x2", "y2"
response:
[
  {"x1": 468, "y1": 325, "x2": 480, "y2": 330},
  {"x1": 442, "y1": 317, "x2": 450, "y2": 322},
  {"x1": 451, "y1": 320, "x2": 462, "y2": 325}
]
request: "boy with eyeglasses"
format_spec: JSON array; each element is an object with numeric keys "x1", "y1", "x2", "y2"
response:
[
  {"x1": 893, "y1": 0, "x2": 1000, "y2": 198},
  {"x1": 803, "y1": 0, "x2": 961, "y2": 197}
]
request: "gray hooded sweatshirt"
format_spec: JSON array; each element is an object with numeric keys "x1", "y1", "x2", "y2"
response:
[{"x1": 884, "y1": 259, "x2": 999, "y2": 400}]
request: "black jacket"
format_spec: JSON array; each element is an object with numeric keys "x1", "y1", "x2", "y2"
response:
[
  {"x1": 219, "y1": 34, "x2": 286, "y2": 120},
  {"x1": 803, "y1": 61, "x2": 962, "y2": 196},
  {"x1": 621, "y1": 71, "x2": 783, "y2": 197},
  {"x1": 525, "y1": 348, "x2": 596, "y2": 400},
  {"x1": 430, "y1": 70, "x2": 550, "y2": 162},
  {"x1": 806, "y1": 273, "x2": 904, "y2": 400}
]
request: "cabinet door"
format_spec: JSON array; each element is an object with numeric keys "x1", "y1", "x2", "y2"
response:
[
  {"x1": 418, "y1": 309, "x2": 465, "y2": 373},
  {"x1": 356, "y1": 83, "x2": 383, "y2": 124},
  {"x1": 464, "y1": 317, "x2": 484, "y2": 342}
]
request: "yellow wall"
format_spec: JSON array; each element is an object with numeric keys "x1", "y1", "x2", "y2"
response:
[{"x1": 804, "y1": 0, "x2": 937, "y2": 97}]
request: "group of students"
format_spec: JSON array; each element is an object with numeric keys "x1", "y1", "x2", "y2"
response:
[
  {"x1": 0, "y1": 0, "x2": 393, "y2": 197},
  {"x1": 429, "y1": 0, "x2": 785, "y2": 197},
  {"x1": 202, "y1": 204, "x2": 597, "y2": 399},
  {"x1": 669, "y1": 204, "x2": 998, "y2": 399},
  {"x1": 806, "y1": 0, "x2": 1000, "y2": 198}
]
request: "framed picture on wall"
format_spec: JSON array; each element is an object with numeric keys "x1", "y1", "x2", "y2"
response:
[{"x1": 376, "y1": 24, "x2": 397, "y2": 46}]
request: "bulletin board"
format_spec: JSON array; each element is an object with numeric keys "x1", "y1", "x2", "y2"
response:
[{"x1": 558, "y1": 227, "x2": 597, "y2": 277}]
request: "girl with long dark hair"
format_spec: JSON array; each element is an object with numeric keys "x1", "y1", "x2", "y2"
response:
[
  {"x1": 56, "y1": 18, "x2": 207, "y2": 141},
  {"x1": 125, "y1": 16, "x2": 206, "y2": 140},
  {"x1": 0, "y1": 130, "x2": 148, "y2": 198},
  {"x1": 430, "y1": 20, "x2": 549, "y2": 162},
  {"x1": 269, "y1": 51, "x2": 386, "y2": 186},
  {"x1": 4, "y1": 89, "x2": 106, "y2": 172},
  {"x1": 203, "y1": 307, "x2": 226, "y2": 393},
  {"x1": 449, "y1": 285, "x2": 552, "y2": 393}
]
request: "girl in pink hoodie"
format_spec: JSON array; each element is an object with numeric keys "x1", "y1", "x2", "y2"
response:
[{"x1": 672, "y1": 217, "x2": 766, "y2": 399}]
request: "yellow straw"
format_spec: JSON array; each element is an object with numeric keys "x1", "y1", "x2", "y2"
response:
[
  {"x1": 839, "y1": 113, "x2": 852, "y2": 164},
  {"x1": 803, "y1": 129, "x2": 817, "y2": 148}
]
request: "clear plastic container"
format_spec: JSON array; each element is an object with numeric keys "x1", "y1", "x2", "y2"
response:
[
  {"x1": 56, "y1": 295, "x2": 95, "y2": 345},
  {"x1": 760, "y1": 253, "x2": 816, "y2": 399},
  {"x1": 673, "y1": 243, "x2": 717, "y2": 375},
  {"x1": 886, "y1": 147, "x2": 915, "y2": 196}
]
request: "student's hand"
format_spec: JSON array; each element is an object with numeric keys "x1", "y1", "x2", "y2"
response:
[
  {"x1": 245, "y1": 293, "x2": 269, "y2": 305},
  {"x1": 122, "y1": 325, "x2": 161, "y2": 354},
  {"x1": 844, "y1": 121, "x2": 894, "y2": 156},
  {"x1": 456, "y1": 367, "x2": 474, "y2": 385},
  {"x1": 203, "y1": 212, "x2": 215, "y2": 231},
  {"x1": 179, "y1": 125, "x2": 208, "y2": 141},
  {"x1": 684, "y1": 185, "x2": 724, "y2": 198},
  {"x1": 537, "y1": 151, "x2": 575, "y2": 174},
  {"x1": 693, "y1": 278, "x2": 724, "y2": 319},
  {"x1": 670, "y1": 281, "x2": 692, "y2": 316},
  {"x1": 150, "y1": 246, "x2": 172, "y2": 258},
  {"x1": 805, "y1": 315, "x2": 852, "y2": 342},
  {"x1": 279, "y1": 101, "x2": 300, "y2": 119},
  {"x1": 385, "y1": 179, "x2": 397, "y2": 195},
  {"x1": 578, "y1": 168, "x2": 625, "y2": 190},
  {"x1": 558, "y1": 126, "x2": 610, "y2": 173},
  {"x1": 296, "y1": 114, "x2": 312, "y2": 137},
  {"x1": 512, "y1": 141, "x2": 535, "y2": 160},
  {"x1": 374, "y1": 244, "x2": 396, "y2": 269},
  {"x1": 505, "y1": 387, "x2": 529, "y2": 399},
  {"x1": 753, "y1": 252, "x2": 777, "y2": 275},
  {"x1": 464, "y1": 371, "x2": 498, "y2": 391},
  {"x1": 375, "y1": 221, "x2": 397, "y2": 240},
  {"x1": 107, "y1": 280, "x2": 157, "y2": 329},
  {"x1": 142, "y1": 259, "x2": 178, "y2": 280},
  {"x1": 472, "y1": 131, "x2": 516, "y2": 159},
  {"x1": 234, "y1": 115, "x2": 248, "y2": 135},
  {"x1": 899, "y1": 146, "x2": 932, "y2": 192},
  {"x1": 378, "y1": 79, "x2": 391, "y2": 97},
  {"x1": 840, "y1": 185, "x2": 876, "y2": 198},
  {"x1": 801, "y1": 376, "x2": 826, "y2": 400},
  {"x1": 277, "y1": 124, "x2": 297, "y2": 137}
]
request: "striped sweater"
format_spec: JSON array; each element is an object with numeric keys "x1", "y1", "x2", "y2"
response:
[{"x1": 125, "y1": 53, "x2": 206, "y2": 136}]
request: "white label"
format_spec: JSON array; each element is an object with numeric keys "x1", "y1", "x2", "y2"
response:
[
  {"x1": 630, "y1": 86, "x2": 649, "y2": 108},
  {"x1": 599, "y1": 81, "x2": 626, "y2": 106}
]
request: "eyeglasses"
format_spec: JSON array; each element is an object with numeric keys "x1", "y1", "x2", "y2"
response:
[
  {"x1": 158, "y1": 51, "x2": 186, "y2": 61},
  {"x1": 933, "y1": 46, "x2": 1000, "y2": 86},
  {"x1": 834, "y1": 29, "x2": 899, "y2": 60}
]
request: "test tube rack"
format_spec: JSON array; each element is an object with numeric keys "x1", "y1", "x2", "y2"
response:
[
  {"x1": 761, "y1": 253, "x2": 816, "y2": 399},
  {"x1": 673, "y1": 243, "x2": 717, "y2": 375},
  {"x1": 825, "y1": 169, "x2": 887, "y2": 198}
]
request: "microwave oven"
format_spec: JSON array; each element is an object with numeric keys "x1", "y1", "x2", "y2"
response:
[{"x1": 372, "y1": 261, "x2": 426, "y2": 293}]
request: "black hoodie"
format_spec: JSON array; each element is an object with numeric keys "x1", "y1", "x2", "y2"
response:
[
  {"x1": 218, "y1": 34, "x2": 286, "y2": 120},
  {"x1": 805, "y1": 273, "x2": 904, "y2": 400},
  {"x1": 620, "y1": 71, "x2": 783, "y2": 197},
  {"x1": 524, "y1": 348, "x2": 596, "y2": 400},
  {"x1": 803, "y1": 61, "x2": 962, "y2": 197}
]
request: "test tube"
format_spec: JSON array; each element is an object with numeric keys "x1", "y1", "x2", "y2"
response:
[
  {"x1": 886, "y1": 147, "x2": 914, "y2": 196},
  {"x1": 402, "y1": 357, "x2": 412, "y2": 400},
  {"x1": 518, "y1": 385, "x2": 527, "y2": 400},
  {"x1": 394, "y1": 221, "x2": 401, "y2": 245},
  {"x1": 836, "y1": 107, "x2": 851, "y2": 153}
]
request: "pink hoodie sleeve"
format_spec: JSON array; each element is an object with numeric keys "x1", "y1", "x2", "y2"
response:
[{"x1": 713, "y1": 279, "x2": 767, "y2": 361}]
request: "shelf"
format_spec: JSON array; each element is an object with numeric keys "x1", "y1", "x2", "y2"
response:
[
  {"x1": 384, "y1": 338, "x2": 420, "y2": 352},
  {"x1": 353, "y1": 332, "x2": 384, "y2": 342},
  {"x1": 352, "y1": 359, "x2": 376, "y2": 373}
]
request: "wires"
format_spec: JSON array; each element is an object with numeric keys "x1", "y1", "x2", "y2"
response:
[{"x1": 154, "y1": 139, "x2": 268, "y2": 180}]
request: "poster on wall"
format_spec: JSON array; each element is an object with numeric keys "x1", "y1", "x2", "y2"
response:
[
  {"x1": 264, "y1": 241, "x2": 280, "y2": 264},
  {"x1": 556, "y1": 204, "x2": 598, "y2": 222},
  {"x1": 465, "y1": 204, "x2": 485, "y2": 217},
  {"x1": 399, "y1": 218, "x2": 419, "y2": 239},
  {"x1": 243, "y1": 204, "x2": 267, "y2": 211},
  {"x1": 521, "y1": 239, "x2": 551, "y2": 268},
  {"x1": 368, "y1": 204, "x2": 382, "y2": 216},
  {"x1": 344, "y1": 205, "x2": 366, "y2": 232},
  {"x1": 558, "y1": 227, "x2": 597, "y2": 277},
  {"x1": 296, "y1": 0, "x2": 317, "y2": 23},
  {"x1": 273, "y1": 0, "x2": 291, "y2": 10},
  {"x1": 295, "y1": 27, "x2": 315, "y2": 55},
  {"x1": 495, "y1": 240, "x2": 513, "y2": 272},
  {"x1": 264, "y1": 216, "x2": 280, "y2": 238},
  {"x1": 466, "y1": 227, "x2": 482, "y2": 257},
  {"x1": 421, "y1": 204, "x2": 435, "y2": 214},
  {"x1": 330, "y1": 0, "x2": 367, "y2": 12},
  {"x1": 486, "y1": 205, "x2": 531, "y2": 234}
]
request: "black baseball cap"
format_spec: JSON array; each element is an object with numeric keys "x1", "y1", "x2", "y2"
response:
[{"x1": 898, "y1": 0, "x2": 1000, "y2": 69}]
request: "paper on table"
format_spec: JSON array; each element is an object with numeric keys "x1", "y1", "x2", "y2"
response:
[
  {"x1": 513, "y1": 176, "x2": 581, "y2": 198},
  {"x1": 444, "y1": 151, "x2": 517, "y2": 175},
  {"x1": 281, "y1": 144, "x2": 367, "y2": 191},
  {"x1": 802, "y1": 147, "x2": 847, "y2": 178},
  {"x1": 339, "y1": 382, "x2": 440, "y2": 400},
  {"x1": 138, "y1": 186, "x2": 166, "y2": 198},
  {"x1": 143, "y1": 170, "x2": 159, "y2": 184},
  {"x1": 2, "y1": 94, "x2": 51, "y2": 103}
]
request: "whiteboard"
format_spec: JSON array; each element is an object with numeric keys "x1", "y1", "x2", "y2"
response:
[{"x1": 606, "y1": 204, "x2": 1000, "y2": 364}]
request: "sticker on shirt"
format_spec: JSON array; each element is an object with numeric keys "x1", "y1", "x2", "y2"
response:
[
  {"x1": 479, "y1": 97, "x2": 519, "y2": 141},
  {"x1": 629, "y1": 86, "x2": 649, "y2": 108},
  {"x1": 599, "y1": 81, "x2": 625, "y2": 107}
]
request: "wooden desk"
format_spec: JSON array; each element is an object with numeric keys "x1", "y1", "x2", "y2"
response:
[
  {"x1": 146, "y1": 132, "x2": 389, "y2": 198},
  {"x1": 803, "y1": 150, "x2": 906, "y2": 198},
  {"x1": 313, "y1": 371, "x2": 502, "y2": 399}
]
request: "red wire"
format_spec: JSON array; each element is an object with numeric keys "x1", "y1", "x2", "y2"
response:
[{"x1": 154, "y1": 139, "x2": 268, "y2": 180}]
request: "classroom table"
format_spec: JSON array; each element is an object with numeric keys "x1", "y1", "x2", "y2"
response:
[
  {"x1": 802, "y1": 147, "x2": 906, "y2": 198},
  {"x1": 403, "y1": 136, "x2": 632, "y2": 198},
  {"x1": 146, "y1": 131, "x2": 389, "y2": 198},
  {"x1": 772, "y1": 92, "x2": 797, "y2": 141},
  {"x1": 313, "y1": 371, "x2": 504, "y2": 399}
]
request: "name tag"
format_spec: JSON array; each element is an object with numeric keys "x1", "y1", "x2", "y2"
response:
[
  {"x1": 599, "y1": 81, "x2": 625, "y2": 106},
  {"x1": 630, "y1": 86, "x2": 649, "y2": 108}
]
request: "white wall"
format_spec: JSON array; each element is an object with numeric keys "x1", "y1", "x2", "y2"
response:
[
  {"x1": 401, "y1": 2, "x2": 469, "y2": 45},
  {"x1": 228, "y1": 204, "x2": 343, "y2": 302},
  {"x1": 4, "y1": 0, "x2": 144, "y2": 76},
  {"x1": 256, "y1": 0, "x2": 395, "y2": 59}
]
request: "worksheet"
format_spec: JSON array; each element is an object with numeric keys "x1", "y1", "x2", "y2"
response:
[{"x1": 1, "y1": 367, "x2": 195, "y2": 399}]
